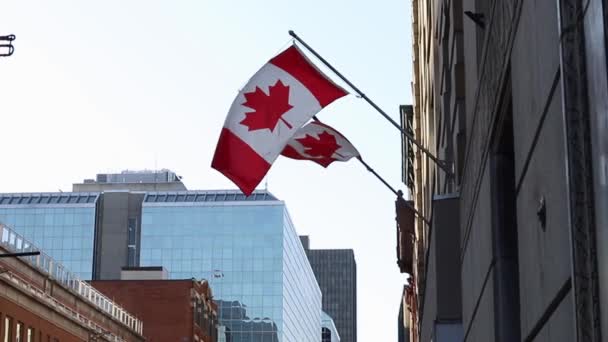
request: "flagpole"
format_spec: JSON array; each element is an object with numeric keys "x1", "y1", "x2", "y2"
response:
[
  {"x1": 288, "y1": 30, "x2": 453, "y2": 177},
  {"x1": 358, "y1": 156, "x2": 431, "y2": 226},
  {"x1": 311, "y1": 116, "x2": 430, "y2": 225}
]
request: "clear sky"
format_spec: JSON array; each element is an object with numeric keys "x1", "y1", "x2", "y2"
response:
[{"x1": 1, "y1": 1, "x2": 412, "y2": 340}]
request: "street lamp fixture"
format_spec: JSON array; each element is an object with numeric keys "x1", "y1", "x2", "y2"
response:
[
  {"x1": 0, "y1": 251, "x2": 40, "y2": 258},
  {"x1": 0, "y1": 34, "x2": 16, "y2": 57}
]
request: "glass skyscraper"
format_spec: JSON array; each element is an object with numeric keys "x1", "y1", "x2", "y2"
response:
[
  {"x1": 139, "y1": 191, "x2": 321, "y2": 342},
  {"x1": 0, "y1": 193, "x2": 98, "y2": 279}
]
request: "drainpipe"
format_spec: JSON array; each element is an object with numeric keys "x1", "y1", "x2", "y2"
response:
[{"x1": 581, "y1": 0, "x2": 608, "y2": 338}]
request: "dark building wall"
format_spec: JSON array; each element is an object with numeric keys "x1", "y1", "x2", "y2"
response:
[
  {"x1": 94, "y1": 192, "x2": 144, "y2": 280},
  {"x1": 408, "y1": 0, "x2": 603, "y2": 341},
  {"x1": 300, "y1": 236, "x2": 310, "y2": 250},
  {"x1": 458, "y1": 0, "x2": 579, "y2": 341},
  {"x1": 433, "y1": 197, "x2": 461, "y2": 321},
  {"x1": 584, "y1": 0, "x2": 608, "y2": 335},
  {"x1": 420, "y1": 196, "x2": 461, "y2": 342},
  {"x1": 410, "y1": 0, "x2": 466, "y2": 340},
  {"x1": 304, "y1": 248, "x2": 357, "y2": 342},
  {"x1": 509, "y1": 1, "x2": 574, "y2": 339}
]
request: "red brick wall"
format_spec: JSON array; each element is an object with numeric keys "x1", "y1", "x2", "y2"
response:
[
  {"x1": 0, "y1": 297, "x2": 82, "y2": 342},
  {"x1": 91, "y1": 280, "x2": 195, "y2": 342},
  {"x1": 0, "y1": 250, "x2": 143, "y2": 342}
]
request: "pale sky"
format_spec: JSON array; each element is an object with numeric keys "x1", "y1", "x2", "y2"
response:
[{"x1": 0, "y1": 1, "x2": 412, "y2": 340}]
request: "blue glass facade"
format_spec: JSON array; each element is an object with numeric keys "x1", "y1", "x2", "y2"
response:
[
  {"x1": 140, "y1": 199, "x2": 321, "y2": 342},
  {"x1": 0, "y1": 193, "x2": 98, "y2": 279}
]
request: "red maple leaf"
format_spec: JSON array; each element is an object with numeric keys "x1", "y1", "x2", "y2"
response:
[
  {"x1": 296, "y1": 131, "x2": 342, "y2": 159},
  {"x1": 240, "y1": 80, "x2": 294, "y2": 132}
]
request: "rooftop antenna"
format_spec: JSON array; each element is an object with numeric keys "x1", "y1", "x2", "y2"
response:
[{"x1": 154, "y1": 152, "x2": 158, "y2": 184}]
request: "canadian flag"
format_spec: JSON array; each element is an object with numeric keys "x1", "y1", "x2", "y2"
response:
[
  {"x1": 211, "y1": 45, "x2": 347, "y2": 195},
  {"x1": 281, "y1": 121, "x2": 360, "y2": 167}
]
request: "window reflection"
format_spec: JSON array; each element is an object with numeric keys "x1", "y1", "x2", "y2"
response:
[
  {"x1": 0, "y1": 206, "x2": 96, "y2": 279},
  {"x1": 140, "y1": 204, "x2": 322, "y2": 342}
]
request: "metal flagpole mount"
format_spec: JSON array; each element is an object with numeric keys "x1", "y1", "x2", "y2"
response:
[
  {"x1": 396, "y1": 190, "x2": 431, "y2": 226},
  {"x1": 356, "y1": 151, "x2": 432, "y2": 226},
  {"x1": 310, "y1": 115, "x2": 432, "y2": 226},
  {"x1": 288, "y1": 30, "x2": 454, "y2": 178},
  {"x1": 437, "y1": 159, "x2": 455, "y2": 177}
]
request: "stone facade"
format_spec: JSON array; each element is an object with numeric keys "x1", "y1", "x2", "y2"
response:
[{"x1": 404, "y1": 0, "x2": 607, "y2": 341}]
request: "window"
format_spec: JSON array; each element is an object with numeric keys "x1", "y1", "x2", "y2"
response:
[
  {"x1": 127, "y1": 219, "x2": 137, "y2": 244},
  {"x1": 322, "y1": 327, "x2": 331, "y2": 342},
  {"x1": 15, "y1": 322, "x2": 23, "y2": 342},
  {"x1": 4, "y1": 316, "x2": 12, "y2": 342},
  {"x1": 127, "y1": 218, "x2": 138, "y2": 266},
  {"x1": 26, "y1": 328, "x2": 33, "y2": 342}
]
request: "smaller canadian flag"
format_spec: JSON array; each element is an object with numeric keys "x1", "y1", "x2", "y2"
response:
[{"x1": 281, "y1": 121, "x2": 360, "y2": 167}]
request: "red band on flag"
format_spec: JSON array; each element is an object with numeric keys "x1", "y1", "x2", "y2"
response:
[
  {"x1": 270, "y1": 46, "x2": 347, "y2": 107},
  {"x1": 281, "y1": 144, "x2": 302, "y2": 160},
  {"x1": 211, "y1": 128, "x2": 271, "y2": 196}
]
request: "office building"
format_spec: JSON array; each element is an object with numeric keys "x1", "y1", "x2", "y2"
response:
[
  {"x1": 301, "y1": 236, "x2": 357, "y2": 342},
  {"x1": 402, "y1": 0, "x2": 608, "y2": 341},
  {"x1": 139, "y1": 191, "x2": 321, "y2": 342},
  {"x1": 91, "y1": 268, "x2": 218, "y2": 342},
  {"x1": 0, "y1": 193, "x2": 98, "y2": 279},
  {"x1": 0, "y1": 222, "x2": 144, "y2": 342},
  {"x1": 0, "y1": 170, "x2": 322, "y2": 342}
]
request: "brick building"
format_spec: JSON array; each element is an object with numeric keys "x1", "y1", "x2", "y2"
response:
[
  {"x1": 91, "y1": 269, "x2": 218, "y2": 342},
  {"x1": 0, "y1": 223, "x2": 144, "y2": 342}
]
